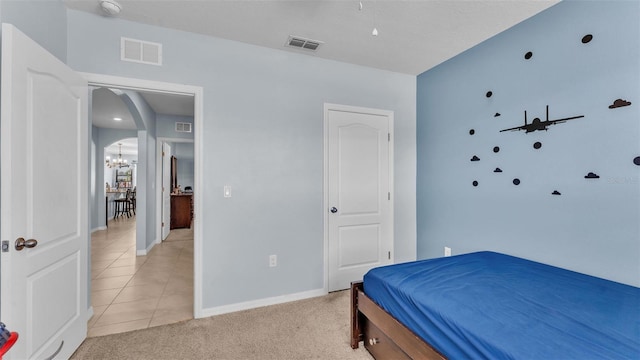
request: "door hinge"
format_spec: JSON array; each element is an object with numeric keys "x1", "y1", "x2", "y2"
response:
[
  {"x1": 162, "y1": 222, "x2": 164, "y2": 227},
  {"x1": 388, "y1": 133, "x2": 391, "y2": 142},
  {"x1": 162, "y1": 151, "x2": 165, "y2": 156},
  {"x1": 388, "y1": 251, "x2": 391, "y2": 260},
  {"x1": 388, "y1": 192, "x2": 391, "y2": 200}
]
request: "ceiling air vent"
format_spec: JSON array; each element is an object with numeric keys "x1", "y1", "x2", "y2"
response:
[
  {"x1": 121, "y1": 37, "x2": 163, "y2": 66},
  {"x1": 175, "y1": 122, "x2": 192, "y2": 133},
  {"x1": 285, "y1": 35, "x2": 323, "y2": 52}
]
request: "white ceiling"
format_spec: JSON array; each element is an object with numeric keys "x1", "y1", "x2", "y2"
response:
[
  {"x1": 92, "y1": 87, "x2": 137, "y2": 130},
  {"x1": 88, "y1": 0, "x2": 559, "y2": 144},
  {"x1": 91, "y1": 87, "x2": 194, "y2": 130},
  {"x1": 105, "y1": 137, "x2": 138, "y2": 156},
  {"x1": 139, "y1": 92, "x2": 195, "y2": 117},
  {"x1": 93, "y1": 88, "x2": 194, "y2": 156},
  {"x1": 64, "y1": 0, "x2": 559, "y2": 76}
]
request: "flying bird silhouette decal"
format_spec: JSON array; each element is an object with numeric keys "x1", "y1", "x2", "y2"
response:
[{"x1": 500, "y1": 106, "x2": 584, "y2": 133}]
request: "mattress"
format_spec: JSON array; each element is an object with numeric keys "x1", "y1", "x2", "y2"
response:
[{"x1": 363, "y1": 251, "x2": 640, "y2": 359}]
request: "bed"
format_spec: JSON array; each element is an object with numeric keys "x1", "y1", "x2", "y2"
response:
[{"x1": 350, "y1": 251, "x2": 640, "y2": 359}]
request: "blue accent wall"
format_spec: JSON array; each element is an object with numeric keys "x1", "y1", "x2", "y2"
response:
[{"x1": 417, "y1": 0, "x2": 640, "y2": 286}]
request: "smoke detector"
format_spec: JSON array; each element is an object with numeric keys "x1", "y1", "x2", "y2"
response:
[{"x1": 100, "y1": 0, "x2": 122, "y2": 16}]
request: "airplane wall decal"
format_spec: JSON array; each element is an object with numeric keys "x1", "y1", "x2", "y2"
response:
[{"x1": 500, "y1": 105, "x2": 584, "y2": 133}]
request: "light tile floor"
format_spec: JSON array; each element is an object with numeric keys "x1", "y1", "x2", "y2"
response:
[{"x1": 89, "y1": 216, "x2": 194, "y2": 337}]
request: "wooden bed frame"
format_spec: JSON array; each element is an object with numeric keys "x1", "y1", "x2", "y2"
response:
[{"x1": 350, "y1": 281, "x2": 446, "y2": 360}]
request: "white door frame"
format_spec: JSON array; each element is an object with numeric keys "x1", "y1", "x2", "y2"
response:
[
  {"x1": 156, "y1": 137, "x2": 194, "y2": 242},
  {"x1": 80, "y1": 72, "x2": 204, "y2": 318},
  {"x1": 323, "y1": 103, "x2": 394, "y2": 292},
  {"x1": 160, "y1": 141, "x2": 172, "y2": 241}
]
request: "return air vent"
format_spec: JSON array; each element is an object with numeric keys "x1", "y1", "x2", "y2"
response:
[
  {"x1": 285, "y1": 35, "x2": 323, "y2": 52},
  {"x1": 121, "y1": 37, "x2": 163, "y2": 65},
  {"x1": 175, "y1": 122, "x2": 192, "y2": 133}
]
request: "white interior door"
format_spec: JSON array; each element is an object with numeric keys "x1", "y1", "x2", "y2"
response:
[
  {"x1": 0, "y1": 24, "x2": 88, "y2": 359},
  {"x1": 162, "y1": 142, "x2": 172, "y2": 240},
  {"x1": 326, "y1": 105, "x2": 393, "y2": 292}
]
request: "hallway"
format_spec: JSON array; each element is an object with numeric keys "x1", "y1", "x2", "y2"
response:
[{"x1": 89, "y1": 216, "x2": 193, "y2": 337}]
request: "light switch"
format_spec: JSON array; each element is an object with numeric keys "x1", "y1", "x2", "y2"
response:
[{"x1": 224, "y1": 185, "x2": 232, "y2": 198}]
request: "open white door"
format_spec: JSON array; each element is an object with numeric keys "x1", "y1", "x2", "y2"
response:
[
  {"x1": 162, "y1": 142, "x2": 171, "y2": 240},
  {"x1": 0, "y1": 24, "x2": 88, "y2": 359},
  {"x1": 326, "y1": 104, "x2": 393, "y2": 291}
]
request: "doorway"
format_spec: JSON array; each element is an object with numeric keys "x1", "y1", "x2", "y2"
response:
[
  {"x1": 85, "y1": 73, "x2": 203, "y2": 335},
  {"x1": 324, "y1": 103, "x2": 395, "y2": 292},
  {"x1": 104, "y1": 138, "x2": 137, "y2": 222}
]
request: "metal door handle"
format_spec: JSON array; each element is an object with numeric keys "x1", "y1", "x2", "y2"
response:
[
  {"x1": 15, "y1": 237, "x2": 38, "y2": 251},
  {"x1": 330, "y1": 207, "x2": 338, "y2": 213}
]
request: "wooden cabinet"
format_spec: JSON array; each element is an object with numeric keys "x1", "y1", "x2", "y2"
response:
[{"x1": 170, "y1": 194, "x2": 192, "y2": 229}]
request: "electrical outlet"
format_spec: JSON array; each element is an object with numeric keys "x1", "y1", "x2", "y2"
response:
[
  {"x1": 269, "y1": 254, "x2": 277, "y2": 267},
  {"x1": 444, "y1": 247, "x2": 452, "y2": 257}
]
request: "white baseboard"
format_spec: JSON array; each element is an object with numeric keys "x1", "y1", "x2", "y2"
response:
[
  {"x1": 198, "y1": 288, "x2": 327, "y2": 318},
  {"x1": 91, "y1": 226, "x2": 107, "y2": 233},
  {"x1": 136, "y1": 240, "x2": 156, "y2": 256}
]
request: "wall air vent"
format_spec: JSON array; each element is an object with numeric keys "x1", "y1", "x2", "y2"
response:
[
  {"x1": 285, "y1": 35, "x2": 323, "y2": 52},
  {"x1": 175, "y1": 122, "x2": 192, "y2": 133},
  {"x1": 121, "y1": 37, "x2": 163, "y2": 66}
]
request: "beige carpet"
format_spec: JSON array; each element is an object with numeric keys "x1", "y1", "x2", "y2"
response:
[{"x1": 71, "y1": 290, "x2": 373, "y2": 360}]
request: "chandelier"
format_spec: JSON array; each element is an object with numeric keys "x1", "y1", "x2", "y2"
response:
[{"x1": 106, "y1": 143, "x2": 129, "y2": 168}]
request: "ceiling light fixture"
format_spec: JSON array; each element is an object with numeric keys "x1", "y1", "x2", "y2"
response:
[
  {"x1": 106, "y1": 143, "x2": 129, "y2": 168},
  {"x1": 113, "y1": 117, "x2": 122, "y2": 121},
  {"x1": 100, "y1": 0, "x2": 122, "y2": 16},
  {"x1": 357, "y1": 1, "x2": 378, "y2": 36},
  {"x1": 372, "y1": 0, "x2": 379, "y2": 36}
]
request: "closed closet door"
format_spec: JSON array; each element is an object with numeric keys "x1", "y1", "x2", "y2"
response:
[{"x1": 326, "y1": 104, "x2": 394, "y2": 291}]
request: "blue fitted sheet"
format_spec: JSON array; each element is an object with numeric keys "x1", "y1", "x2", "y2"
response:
[{"x1": 363, "y1": 251, "x2": 640, "y2": 359}]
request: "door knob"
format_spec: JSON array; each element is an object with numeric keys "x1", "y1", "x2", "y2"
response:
[
  {"x1": 330, "y1": 207, "x2": 338, "y2": 213},
  {"x1": 15, "y1": 237, "x2": 38, "y2": 251}
]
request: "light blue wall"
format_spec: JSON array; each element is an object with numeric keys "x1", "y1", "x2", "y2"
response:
[
  {"x1": 0, "y1": 0, "x2": 67, "y2": 62},
  {"x1": 119, "y1": 90, "x2": 158, "y2": 251},
  {"x1": 67, "y1": 9, "x2": 416, "y2": 308},
  {"x1": 174, "y1": 142, "x2": 194, "y2": 191},
  {"x1": 157, "y1": 114, "x2": 194, "y2": 191},
  {"x1": 90, "y1": 125, "x2": 99, "y2": 230},
  {"x1": 417, "y1": 0, "x2": 640, "y2": 286},
  {"x1": 92, "y1": 126, "x2": 138, "y2": 230},
  {"x1": 0, "y1": 0, "x2": 69, "y2": 312},
  {"x1": 92, "y1": 89, "x2": 157, "y2": 251},
  {"x1": 157, "y1": 114, "x2": 194, "y2": 140}
]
